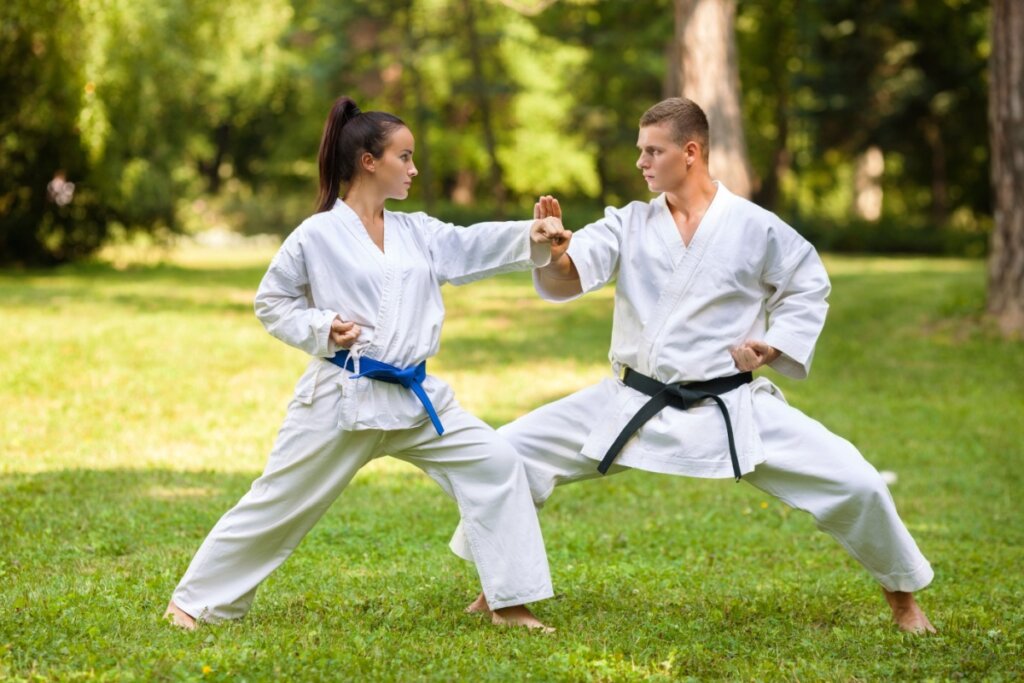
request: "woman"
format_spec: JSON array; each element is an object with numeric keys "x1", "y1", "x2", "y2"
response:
[{"x1": 164, "y1": 96, "x2": 570, "y2": 631}]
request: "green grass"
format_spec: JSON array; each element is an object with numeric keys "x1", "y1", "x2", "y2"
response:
[{"x1": 1, "y1": 246, "x2": 1021, "y2": 681}]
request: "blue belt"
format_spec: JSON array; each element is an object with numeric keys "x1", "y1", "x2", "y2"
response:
[{"x1": 326, "y1": 350, "x2": 444, "y2": 435}]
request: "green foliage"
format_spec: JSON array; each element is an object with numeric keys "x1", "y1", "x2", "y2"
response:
[
  {"x1": 528, "y1": 0, "x2": 673, "y2": 207},
  {"x1": 0, "y1": 1, "x2": 110, "y2": 264},
  {"x1": 1, "y1": 0, "x2": 995, "y2": 263},
  {"x1": 0, "y1": 0, "x2": 297, "y2": 264},
  {"x1": 1, "y1": 248, "x2": 1022, "y2": 679},
  {"x1": 795, "y1": 214, "x2": 991, "y2": 257},
  {"x1": 736, "y1": 0, "x2": 991, "y2": 254}
]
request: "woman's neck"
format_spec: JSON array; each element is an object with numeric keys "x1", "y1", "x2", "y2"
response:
[{"x1": 342, "y1": 182, "x2": 386, "y2": 225}]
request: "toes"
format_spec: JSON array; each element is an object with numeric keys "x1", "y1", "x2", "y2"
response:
[{"x1": 163, "y1": 602, "x2": 197, "y2": 630}]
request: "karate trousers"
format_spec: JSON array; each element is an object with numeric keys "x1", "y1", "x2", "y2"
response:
[
  {"x1": 451, "y1": 381, "x2": 933, "y2": 593},
  {"x1": 172, "y1": 379, "x2": 553, "y2": 622}
]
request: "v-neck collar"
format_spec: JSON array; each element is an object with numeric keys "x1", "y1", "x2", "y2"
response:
[
  {"x1": 653, "y1": 182, "x2": 724, "y2": 264},
  {"x1": 332, "y1": 199, "x2": 388, "y2": 258}
]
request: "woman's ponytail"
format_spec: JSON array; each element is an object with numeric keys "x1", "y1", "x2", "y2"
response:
[
  {"x1": 317, "y1": 96, "x2": 361, "y2": 213},
  {"x1": 315, "y1": 96, "x2": 406, "y2": 212}
]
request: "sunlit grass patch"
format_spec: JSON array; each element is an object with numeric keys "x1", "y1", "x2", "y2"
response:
[{"x1": 1, "y1": 245, "x2": 1022, "y2": 680}]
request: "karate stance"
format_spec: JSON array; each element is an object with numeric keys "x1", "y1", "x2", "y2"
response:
[
  {"x1": 452, "y1": 97, "x2": 936, "y2": 634},
  {"x1": 164, "y1": 96, "x2": 572, "y2": 631}
]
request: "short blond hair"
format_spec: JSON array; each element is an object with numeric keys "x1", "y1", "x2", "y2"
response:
[{"x1": 640, "y1": 98, "x2": 710, "y2": 162}]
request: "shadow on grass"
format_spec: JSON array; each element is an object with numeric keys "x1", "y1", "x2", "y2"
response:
[
  {"x1": 0, "y1": 260, "x2": 268, "y2": 315},
  {"x1": 0, "y1": 261, "x2": 268, "y2": 305},
  {"x1": 0, "y1": 466, "x2": 456, "y2": 565}
]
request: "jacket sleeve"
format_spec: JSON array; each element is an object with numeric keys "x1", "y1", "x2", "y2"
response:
[
  {"x1": 762, "y1": 224, "x2": 831, "y2": 379},
  {"x1": 420, "y1": 214, "x2": 549, "y2": 286},
  {"x1": 253, "y1": 231, "x2": 340, "y2": 358},
  {"x1": 534, "y1": 204, "x2": 625, "y2": 302}
]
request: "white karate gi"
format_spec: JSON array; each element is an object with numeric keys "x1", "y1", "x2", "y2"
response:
[
  {"x1": 451, "y1": 184, "x2": 933, "y2": 593},
  {"x1": 172, "y1": 200, "x2": 554, "y2": 621}
]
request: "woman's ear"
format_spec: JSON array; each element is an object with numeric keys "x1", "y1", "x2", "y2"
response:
[{"x1": 360, "y1": 151, "x2": 376, "y2": 173}]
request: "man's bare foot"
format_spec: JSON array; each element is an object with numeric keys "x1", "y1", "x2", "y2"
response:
[
  {"x1": 491, "y1": 605, "x2": 554, "y2": 633},
  {"x1": 465, "y1": 592, "x2": 490, "y2": 614},
  {"x1": 163, "y1": 601, "x2": 197, "y2": 630},
  {"x1": 883, "y1": 589, "x2": 936, "y2": 634}
]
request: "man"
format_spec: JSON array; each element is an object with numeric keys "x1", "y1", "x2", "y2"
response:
[{"x1": 451, "y1": 97, "x2": 935, "y2": 633}]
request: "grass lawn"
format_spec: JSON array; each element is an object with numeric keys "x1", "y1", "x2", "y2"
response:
[{"x1": 1, "y1": 245, "x2": 1021, "y2": 681}]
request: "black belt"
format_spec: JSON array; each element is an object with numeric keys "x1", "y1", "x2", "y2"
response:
[{"x1": 598, "y1": 368, "x2": 753, "y2": 480}]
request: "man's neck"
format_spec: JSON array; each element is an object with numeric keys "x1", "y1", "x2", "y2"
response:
[{"x1": 664, "y1": 175, "x2": 717, "y2": 220}]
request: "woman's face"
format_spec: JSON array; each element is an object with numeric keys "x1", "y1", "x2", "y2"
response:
[{"x1": 375, "y1": 126, "x2": 418, "y2": 200}]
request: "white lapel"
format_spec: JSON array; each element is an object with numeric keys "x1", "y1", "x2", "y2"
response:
[
  {"x1": 332, "y1": 199, "x2": 387, "y2": 264},
  {"x1": 331, "y1": 200, "x2": 400, "y2": 359},
  {"x1": 636, "y1": 183, "x2": 732, "y2": 376},
  {"x1": 651, "y1": 194, "x2": 688, "y2": 266}
]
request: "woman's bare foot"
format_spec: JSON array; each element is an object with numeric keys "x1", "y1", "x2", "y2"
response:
[
  {"x1": 491, "y1": 605, "x2": 554, "y2": 633},
  {"x1": 163, "y1": 601, "x2": 197, "y2": 630},
  {"x1": 883, "y1": 589, "x2": 936, "y2": 634},
  {"x1": 465, "y1": 592, "x2": 490, "y2": 614}
]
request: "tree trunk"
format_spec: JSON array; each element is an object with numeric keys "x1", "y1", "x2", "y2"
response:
[
  {"x1": 402, "y1": 1, "x2": 435, "y2": 212},
  {"x1": 461, "y1": 0, "x2": 506, "y2": 216},
  {"x1": 753, "y1": 0, "x2": 793, "y2": 212},
  {"x1": 199, "y1": 123, "x2": 230, "y2": 194},
  {"x1": 987, "y1": 0, "x2": 1024, "y2": 336},
  {"x1": 853, "y1": 146, "x2": 884, "y2": 222},
  {"x1": 923, "y1": 118, "x2": 949, "y2": 228},
  {"x1": 673, "y1": 0, "x2": 753, "y2": 198}
]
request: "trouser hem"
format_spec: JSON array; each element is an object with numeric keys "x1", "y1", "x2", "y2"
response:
[
  {"x1": 876, "y1": 560, "x2": 934, "y2": 593},
  {"x1": 486, "y1": 587, "x2": 555, "y2": 611}
]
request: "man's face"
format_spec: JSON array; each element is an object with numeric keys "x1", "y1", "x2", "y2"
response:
[{"x1": 635, "y1": 122, "x2": 688, "y2": 193}]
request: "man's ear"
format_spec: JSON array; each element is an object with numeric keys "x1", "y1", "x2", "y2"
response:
[{"x1": 685, "y1": 140, "x2": 701, "y2": 168}]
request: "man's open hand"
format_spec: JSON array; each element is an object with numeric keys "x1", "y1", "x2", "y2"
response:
[{"x1": 534, "y1": 195, "x2": 562, "y2": 221}]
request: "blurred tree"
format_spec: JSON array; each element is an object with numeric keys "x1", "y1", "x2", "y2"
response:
[
  {"x1": 460, "y1": 0, "x2": 508, "y2": 214},
  {"x1": 670, "y1": 0, "x2": 753, "y2": 198},
  {"x1": 527, "y1": 0, "x2": 672, "y2": 208},
  {"x1": 399, "y1": 0, "x2": 437, "y2": 211},
  {"x1": 987, "y1": 0, "x2": 1023, "y2": 336},
  {"x1": 0, "y1": 0, "x2": 296, "y2": 264},
  {"x1": 1, "y1": 0, "x2": 998, "y2": 261},
  {"x1": 800, "y1": 0, "x2": 990, "y2": 229},
  {"x1": 368, "y1": 0, "x2": 604, "y2": 214},
  {"x1": 0, "y1": 1, "x2": 110, "y2": 264},
  {"x1": 735, "y1": 0, "x2": 798, "y2": 211}
]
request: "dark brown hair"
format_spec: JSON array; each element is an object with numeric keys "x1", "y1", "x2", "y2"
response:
[
  {"x1": 316, "y1": 96, "x2": 406, "y2": 212},
  {"x1": 639, "y1": 98, "x2": 710, "y2": 163}
]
